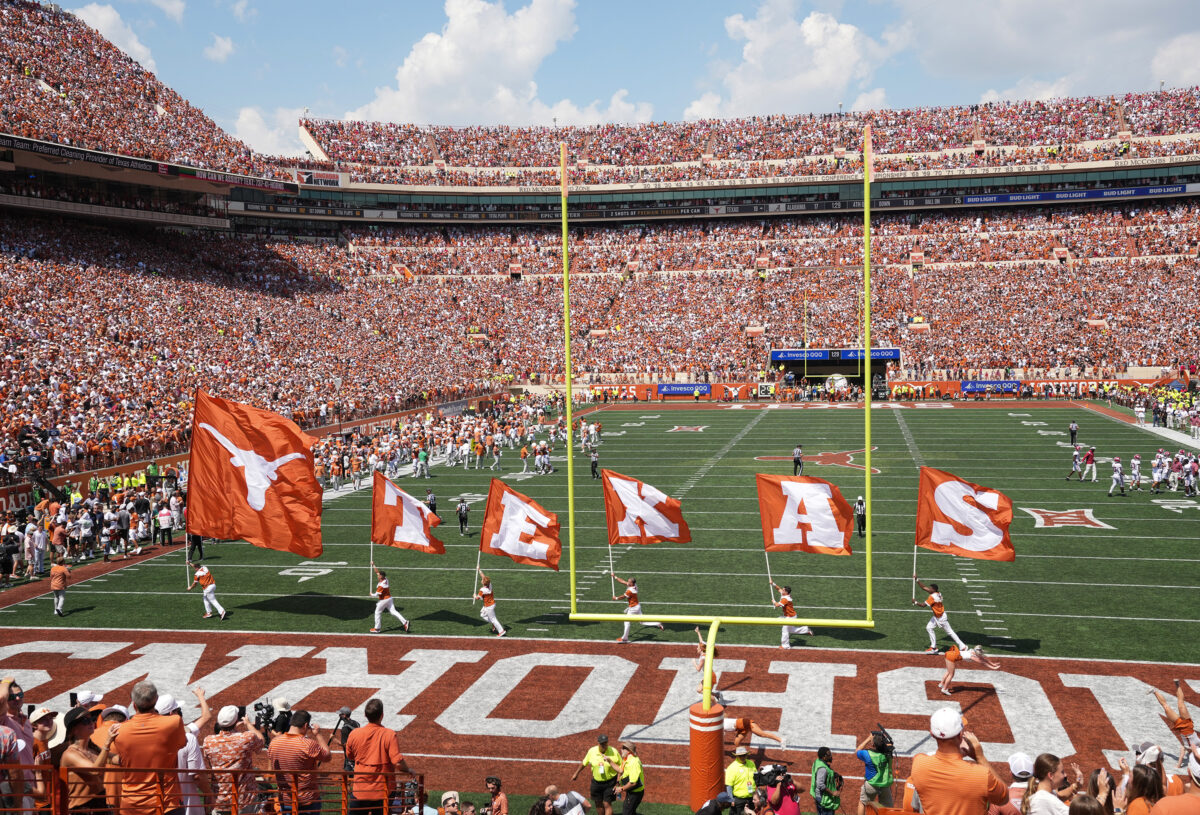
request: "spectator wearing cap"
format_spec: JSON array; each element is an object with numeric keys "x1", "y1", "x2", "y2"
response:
[
  {"x1": 572, "y1": 735, "x2": 620, "y2": 815},
  {"x1": 155, "y1": 692, "x2": 213, "y2": 815},
  {"x1": 725, "y1": 745, "x2": 757, "y2": 814},
  {"x1": 59, "y1": 706, "x2": 119, "y2": 814},
  {"x1": 1135, "y1": 743, "x2": 1184, "y2": 798},
  {"x1": 30, "y1": 707, "x2": 58, "y2": 755},
  {"x1": 908, "y1": 707, "x2": 1008, "y2": 815},
  {"x1": 111, "y1": 680, "x2": 188, "y2": 815},
  {"x1": 695, "y1": 791, "x2": 734, "y2": 815},
  {"x1": 201, "y1": 704, "x2": 265, "y2": 815},
  {"x1": 989, "y1": 753, "x2": 1034, "y2": 815},
  {"x1": 1148, "y1": 749, "x2": 1200, "y2": 815},
  {"x1": 344, "y1": 698, "x2": 412, "y2": 815},
  {"x1": 0, "y1": 678, "x2": 36, "y2": 797},
  {"x1": 615, "y1": 743, "x2": 644, "y2": 815},
  {"x1": 266, "y1": 709, "x2": 331, "y2": 815},
  {"x1": 439, "y1": 791, "x2": 461, "y2": 815},
  {"x1": 486, "y1": 776, "x2": 508, "y2": 815},
  {"x1": 95, "y1": 706, "x2": 129, "y2": 814}
]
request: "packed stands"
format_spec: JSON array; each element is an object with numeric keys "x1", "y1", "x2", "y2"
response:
[
  {"x1": 0, "y1": 0, "x2": 286, "y2": 178},
  {"x1": 3, "y1": 200, "x2": 1199, "y2": 477}
]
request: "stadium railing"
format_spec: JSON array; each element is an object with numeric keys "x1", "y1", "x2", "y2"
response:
[{"x1": 0, "y1": 763, "x2": 425, "y2": 815}]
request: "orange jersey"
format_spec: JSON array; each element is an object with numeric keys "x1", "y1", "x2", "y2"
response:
[
  {"x1": 479, "y1": 585, "x2": 495, "y2": 607},
  {"x1": 194, "y1": 566, "x2": 215, "y2": 588},
  {"x1": 624, "y1": 587, "x2": 639, "y2": 608},
  {"x1": 777, "y1": 593, "x2": 796, "y2": 618},
  {"x1": 50, "y1": 564, "x2": 70, "y2": 591},
  {"x1": 376, "y1": 578, "x2": 391, "y2": 601},
  {"x1": 926, "y1": 593, "x2": 945, "y2": 617}
]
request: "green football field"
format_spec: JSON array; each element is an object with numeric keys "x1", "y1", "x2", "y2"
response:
[{"x1": 18, "y1": 403, "x2": 1200, "y2": 663}]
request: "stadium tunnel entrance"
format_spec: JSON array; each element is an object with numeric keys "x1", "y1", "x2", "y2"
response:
[{"x1": 770, "y1": 347, "x2": 897, "y2": 396}]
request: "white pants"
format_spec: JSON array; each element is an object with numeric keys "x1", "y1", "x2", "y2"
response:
[
  {"x1": 375, "y1": 597, "x2": 408, "y2": 629},
  {"x1": 927, "y1": 615, "x2": 967, "y2": 649},
  {"x1": 203, "y1": 585, "x2": 225, "y2": 616},
  {"x1": 1109, "y1": 474, "x2": 1124, "y2": 493},
  {"x1": 781, "y1": 622, "x2": 814, "y2": 646},
  {"x1": 1082, "y1": 463, "x2": 1097, "y2": 481},
  {"x1": 53, "y1": 589, "x2": 66, "y2": 613},
  {"x1": 622, "y1": 604, "x2": 662, "y2": 639},
  {"x1": 480, "y1": 604, "x2": 505, "y2": 635}
]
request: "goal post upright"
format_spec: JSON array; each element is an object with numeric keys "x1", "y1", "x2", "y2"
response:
[
  {"x1": 863, "y1": 124, "x2": 875, "y2": 622},
  {"x1": 560, "y1": 142, "x2": 579, "y2": 615}
]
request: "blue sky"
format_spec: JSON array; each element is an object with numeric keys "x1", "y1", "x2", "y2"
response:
[{"x1": 71, "y1": 0, "x2": 1200, "y2": 155}]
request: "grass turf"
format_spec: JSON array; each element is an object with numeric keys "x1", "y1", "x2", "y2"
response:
[{"x1": 19, "y1": 403, "x2": 1199, "y2": 663}]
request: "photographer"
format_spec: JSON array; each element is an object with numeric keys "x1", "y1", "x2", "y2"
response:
[
  {"x1": 202, "y1": 705, "x2": 266, "y2": 815},
  {"x1": 760, "y1": 765, "x2": 799, "y2": 815},
  {"x1": 266, "y1": 710, "x2": 331, "y2": 815},
  {"x1": 344, "y1": 699, "x2": 413, "y2": 815},
  {"x1": 856, "y1": 728, "x2": 895, "y2": 814}
]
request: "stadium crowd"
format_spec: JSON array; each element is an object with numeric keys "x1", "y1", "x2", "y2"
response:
[
  {"x1": 3, "y1": 201, "x2": 1200, "y2": 479},
  {"x1": 3, "y1": 0, "x2": 1200, "y2": 190}
]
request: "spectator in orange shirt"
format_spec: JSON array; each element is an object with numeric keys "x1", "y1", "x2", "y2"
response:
[
  {"x1": 344, "y1": 698, "x2": 413, "y2": 815},
  {"x1": 908, "y1": 707, "x2": 1008, "y2": 815},
  {"x1": 110, "y1": 681, "x2": 188, "y2": 815},
  {"x1": 266, "y1": 710, "x2": 331, "y2": 815},
  {"x1": 1148, "y1": 750, "x2": 1200, "y2": 815},
  {"x1": 50, "y1": 557, "x2": 71, "y2": 617}
]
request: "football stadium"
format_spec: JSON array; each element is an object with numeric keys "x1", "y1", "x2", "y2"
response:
[{"x1": 1, "y1": 2, "x2": 1199, "y2": 814}]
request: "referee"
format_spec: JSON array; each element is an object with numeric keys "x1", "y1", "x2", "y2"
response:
[{"x1": 792, "y1": 443, "x2": 804, "y2": 475}]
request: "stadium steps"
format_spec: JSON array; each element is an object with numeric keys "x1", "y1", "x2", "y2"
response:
[
  {"x1": 1115, "y1": 102, "x2": 1131, "y2": 138},
  {"x1": 425, "y1": 132, "x2": 441, "y2": 162}
]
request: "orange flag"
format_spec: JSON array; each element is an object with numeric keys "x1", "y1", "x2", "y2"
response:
[
  {"x1": 755, "y1": 474, "x2": 853, "y2": 555},
  {"x1": 371, "y1": 472, "x2": 444, "y2": 554},
  {"x1": 479, "y1": 479, "x2": 561, "y2": 570},
  {"x1": 601, "y1": 469, "x2": 691, "y2": 546},
  {"x1": 914, "y1": 467, "x2": 1014, "y2": 561},
  {"x1": 186, "y1": 390, "x2": 322, "y2": 558}
]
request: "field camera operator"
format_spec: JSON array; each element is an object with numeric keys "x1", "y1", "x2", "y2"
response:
[
  {"x1": 757, "y1": 764, "x2": 799, "y2": 815},
  {"x1": 856, "y1": 725, "x2": 896, "y2": 814},
  {"x1": 201, "y1": 704, "x2": 266, "y2": 815},
  {"x1": 344, "y1": 698, "x2": 413, "y2": 815}
]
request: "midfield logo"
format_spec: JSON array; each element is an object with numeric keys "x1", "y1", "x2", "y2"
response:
[
  {"x1": 1018, "y1": 508, "x2": 1115, "y2": 529},
  {"x1": 667, "y1": 426, "x2": 709, "y2": 432},
  {"x1": 755, "y1": 447, "x2": 881, "y2": 473}
]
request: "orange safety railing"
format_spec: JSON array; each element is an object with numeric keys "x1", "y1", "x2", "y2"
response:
[{"x1": 0, "y1": 764, "x2": 424, "y2": 815}]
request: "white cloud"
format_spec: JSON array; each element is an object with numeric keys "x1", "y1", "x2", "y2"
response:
[
  {"x1": 346, "y1": 0, "x2": 653, "y2": 125},
  {"x1": 147, "y1": 0, "x2": 184, "y2": 23},
  {"x1": 203, "y1": 33, "x2": 234, "y2": 63},
  {"x1": 72, "y1": 4, "x2": 156, "y2": 72},
  {"x1": 332, "y1": 45, "x2": 349, "y2": 68},
  {"x1": 233, "y1": 106, "x2": 305, "y2": 156},
  {"x1": 683, "y1": 0, "x2": 906, "y2": 120},
  {"x1": 980, "y1": 76, "x2": 1075, "y2": 105},
  {"x1": 851, "y1": 88, "x2": 887, "y2": 112},
  {"x1": 230, "y1": 0, "x2": 254, "y2": 23},
  {"x1": 895, "y1": 0, "x2": 1200, "y2": 97},
  {"x1": 1151, "y1": 32, "x2": 1200, "y2": 87}
]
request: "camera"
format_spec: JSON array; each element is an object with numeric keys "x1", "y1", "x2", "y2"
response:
[
  {"x1": 872, "y1": 724, "x2": 895, "y2": 756},
  {"x1": 253, "y1": 700, "x2": 274, "y2": 732},
  {"x1": 754, "y1": 764, "x2": 790, "y2": 789}
]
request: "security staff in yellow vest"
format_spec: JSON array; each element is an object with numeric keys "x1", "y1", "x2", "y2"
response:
[
  {"x1": 725, "y1": 745, "x2": 757, "y2": 813},
  {"x1": 571, "y1": 733, "x2": 621, "y2": 815}
]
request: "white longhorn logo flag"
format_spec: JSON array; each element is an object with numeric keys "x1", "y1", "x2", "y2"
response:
[
  {"x1": 601, "y1": 469, "x2": 691, "y2": 546},
  {"x1": 199, "y1": 422, "x2": 306, "y2": 511}
]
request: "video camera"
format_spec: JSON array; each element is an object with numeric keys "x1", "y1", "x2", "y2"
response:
[
  {"x1": 872, "y1": 724, "x2": 895, "y2": 756},
  {"x1": 754, "y1": 764, "x2": 790, "y2": 789}
]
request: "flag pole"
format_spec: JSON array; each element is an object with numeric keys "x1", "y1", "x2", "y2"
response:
[
  {"x1": 912, "y1": 546, "x2": 919, "y2": 602},
  {"x1": 472, "y1": 549, "x2": 482, "y2": 603},
  {"x1": 560, "y1": 142, "x2": 579, "y2": 615},
  {"x1": 862, "y1": 124, "x2": 875, "y2": 623},
  {"x1": 369, "y1": 539, "x2": 375, "y2": 596},
  {"x1": 607, "y1": 546, "x2": 616, "y2": 597},
  {"x1": 763, "y1": 551, "x2": 775, "y2": 605}
]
